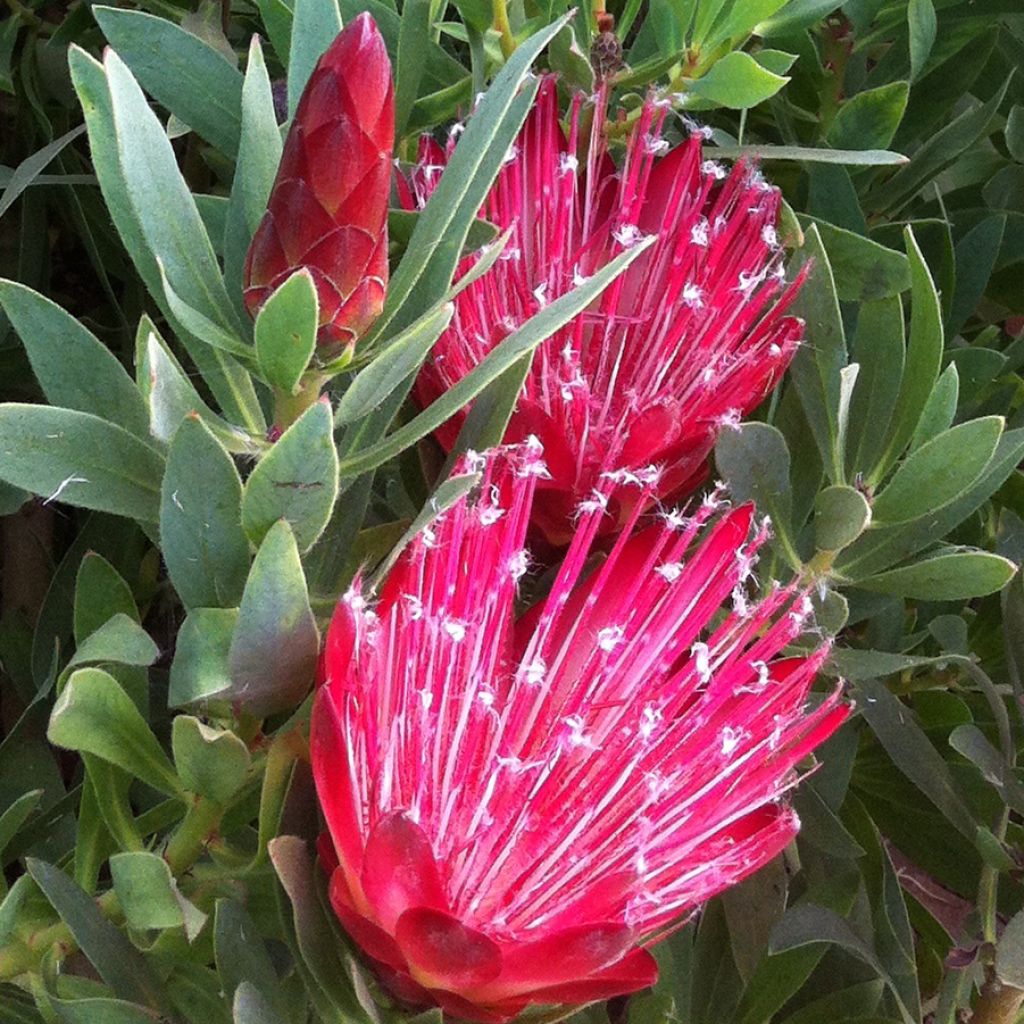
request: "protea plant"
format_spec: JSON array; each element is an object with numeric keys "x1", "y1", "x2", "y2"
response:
[
  {"x1": 403, "y1": 80, "x2": 806, "y2": 545},
  {"x1": 312, "y1": 443, "x2": 847, "y2": 1024},
  {"x1": 243, "y1": 12, "x2": 394, "y2": 350}
]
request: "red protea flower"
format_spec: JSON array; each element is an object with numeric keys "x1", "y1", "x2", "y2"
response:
[
  {"x1": 402, "y1": 80, "x2": 805, "y2": 544},
  {"x1": 312, "y1": 444, "x2": 847, "y2": 1024},
  {"x1": 243, "y1": 13, "x2": 394, "y2": 348}
]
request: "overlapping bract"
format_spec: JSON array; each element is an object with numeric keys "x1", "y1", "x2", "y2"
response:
[
  {"x1": 243, "y1": 14, "x2": 393, "y2": 348},
  {"x1": 312, "y1": 444, "x2": 847, "y2": 1023},
  {"x1": 403, "y1": 80, "x2": 806, "y2": 543}
]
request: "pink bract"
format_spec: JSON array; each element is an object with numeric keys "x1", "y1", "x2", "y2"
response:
[
  {"x1": 403, "y1": 79, "x2": 806, "y2": 545},
  {"x1": 312, "y1": 444, "x2": 847, "y2": 1023}
]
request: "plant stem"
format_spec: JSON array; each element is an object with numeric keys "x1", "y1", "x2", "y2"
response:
[
  {"x1": 165, "y1": 796, "x2": 224, "y2": 875},
  {"x1": 272, "y1": 374, "x2": 325, "y2": 432},
  {"x1": 493, "y1": 0, "x2": 516, "y2": 58},
  {"x1": 0, "y1": 798, "x2": 224, "y2": 982},
  {"x1": 973, "y1": 976, "x2": 1024, "y2": 1024}
]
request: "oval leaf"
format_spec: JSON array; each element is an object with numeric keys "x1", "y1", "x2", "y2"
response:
[
  {"x1": 0, "y1": 404, "x2": 163, "y2": 522},
  {"x1": 228, "y1": 521, "x2": 319, "y2": 717},
  {"x1": 242, "y1": 401, "x2": 339, "y2": 553},
  {"x1": 162, "y1": 415, "x2": 251, "y2": 609}
]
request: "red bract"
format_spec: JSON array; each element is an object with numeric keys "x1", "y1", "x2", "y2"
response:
[
  {"x1": 243, "y1": 14, "x2": 394, "y2": 348},
  {"x1": 312, "y1": 444, "x2": 847, "y2": 1023},
  {"x1": 403, "y1": 80, "x2": 806, "y2": 544}
]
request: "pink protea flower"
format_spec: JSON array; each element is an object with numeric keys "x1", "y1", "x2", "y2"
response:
[
  {"x1": 243, "y1": 13, "x2": 394, "y2": 348},
  {"x1": 312, "y1": 444, "x2": 847, "y2": 1024},
  {"x1": 402, "y1": 80, "x2": 805, "y2": 545}
]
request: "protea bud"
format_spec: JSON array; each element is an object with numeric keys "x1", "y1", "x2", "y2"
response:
[
  {"x1": 404, "y1": 79, "x2": 806, "y2": 544},
  {"x1": 243, "y1": 14, "x2": 394, "y2": 348},
  {"x1": 312, "y1": 443, "x2": 847, "y2": 1024}
]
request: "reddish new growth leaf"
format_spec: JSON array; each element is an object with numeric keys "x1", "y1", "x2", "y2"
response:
[
  {"x1": 312, "y1": 444, "x2": 847, "y2": 1023},
  {"x1": 402, "y1": 79, "x2": 807, "y2": 544},
  {"x1": 244, "y1": 14, "x2": 394, "y2": 349}
]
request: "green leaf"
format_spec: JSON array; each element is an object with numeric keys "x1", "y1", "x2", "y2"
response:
[
  {"x1": 548, "y1": 23, "x2": 595, "y2": 92},
  {"x1": 448, "y1": 351, "x2": 532, "y2": 460},
  {"x1": 829, "y1": 648, "x2": 933, "y2": 681},
  {"x1": 225, "y1": 36, "x2": 283, "y2": 308},
  {"x1": 949, "y1": 723, "x2": 1024, "y2": 816},
  {"x1": 394, "y1": 0, "x2": 432, "y2": 141},
  {"x1": 158, "y1": 262, "x2": 255, "y2": 362},
  {"x1": 103, "y1": 50, "x2": 250, "y2": 358},
  {"x1": 287, "y1": 0, "x2": 342, "y2": 119},
  {"x1": 838, "y1": 428, "x2": 1024, "y2": 578},
  {"x1": 162, "y1": 415, "x2": 251, "y2": 609},
  {"x1": 1007, "y1": 104, "x2": 1024, "y2": 163},
  {"x1": 755, "y1": 0, "x2": 840, "y2": 36},
  {"x1": 334, "y1": 302, "x2": 454, "y2": 425},
  {"x1": 872, "y1": 417, "x2": 1003, "y2": 524},
  {"x1": 856, "y1": 548, "x2": 1017, "y2": 600},
  {"x1": 714, "y1": 423, "x2": 796, "y2": 564},
  {"x1": 387, "y1": 209, "x2": 498, "y2": 255},
  {"x1": 689, "y1": 51, "x2": 789, "y2": 109},
  {"x1": 254, "y1": 271, "x2": 318, "y2": 394},
  {"x1": 709, "y1": 143, "x2": 908, "y2": 166},
  {"x1": 370, "y1": 13, "x2": 570, "y2": 342},
  {"x1": 50, "y1": 998, "x2": 161, "y2": 1024},
  {"x1": 228, "y1": 521, "x2": 319, "y2": 718},
  {"x1": 769, "y1": 907, "x2": 886, "y2": 984},
  {"x1": 847, "y1": 298, "x2": 905, "y2": 477},
  {"x1": 372, "y1": 471, "x2": 481, "y2": 586},
  {"x1": 797, "y1": 218, "x2": 910, "y2": 301},
  {"x1": 947, "y1": 215, "x2": 1006, "y2": 339},
  {"x1": 704, "y1": 0, "x2": 787, "y2": 48},
  {"x1": 26, "y1": 858, "x2": 172, "y2": 1010},
  {"x1": 868, "y1": 227, "x2": 944, "y2": 484},
  {"x1": 74, "y1": 553, "x2": 138, "y2": 644},
  {"x1": 0, "y1": 404, "x2": 163, "y2": 522},
  {"x1": 61, "y1": 613, "x2": 158, "y2": 682},
  {"x1": 168, "y1": 608, "x2": 239, "y2": 708},
  {"x1": 215, "y1": 899, "x2": 288, "y2": 1017},
  {"x1": 233, "y1": 983, "x2": 287, "y2": 1024},
  {"x1": 871, "y1": 72, "x2": 1013, "y2": 216},
  {"x1": 48, "y1": 668, "x2": 183, "y2": 798},
  {"x1": 0, "y1": 790, "x2": 42, "y2": 863},
  {"x1": 721, "y1": 856, "x2": 787, "y2": 983},
  {"x1": 857, "y1": 676, "x2": 980, "y2": 840},
  {"x1": 0, "y1": 126, "x2": 85, "y2": 220},
  {"x1": 69, "y1": 47, "x2": 261, "y2": 431},
  {"x1": 339, "y1": 239, "x2": 654, "y2": 477},
  {"x1": 815, "y1": 485, "x2": 871, "y2": 551},
  {"x1": 242, "y1": 402, "x2": 339, "y2": 553},
  {"x1": 269, "y1": 836, "x2": 368, "y2": 1020},
  {"x1": 735, "y1": 875, "x2": 860, "y2": 1024},
  {"x1": 826, "y1": 82, "x2": 909, "y2": 152},
  {"x1": 908, "y1": 362, "x2": 958, "y2": 453},
  {"x1": 0, "y1": 282, "x2": 148, "y2": 440},
  {"x1": 109, "y1": 851, "x2": 185, "y2": 930},
  {"x1": 93, "y1": 6, "x2": 243, "y2": 157},
  {"x1": 908, "y1": 0, "x2": 937, "y2": 82},
  {"x1": 996, "y1": 911, "x2": 1024, "y2": 988},
  {"x1": 788, "y1": 224, "x2": 847, "y2": 484},
  {"x1": 137, "y1": 321, "x2": 255, "y2": 455},
  {"x1": 172, "y1": 716, "x2": 251, "y2": 804}
]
